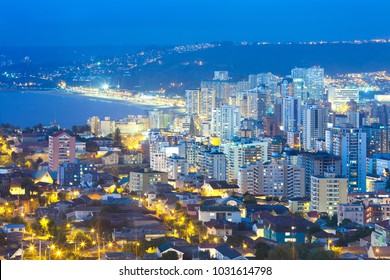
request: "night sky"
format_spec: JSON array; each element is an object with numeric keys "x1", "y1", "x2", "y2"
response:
[{"x1": 0, "y1": 0, "x2": 389, "y2": 46}]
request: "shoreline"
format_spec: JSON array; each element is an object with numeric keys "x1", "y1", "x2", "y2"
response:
[{"x1": 0, "y1": 88, "x2": 185, "y2": 111}]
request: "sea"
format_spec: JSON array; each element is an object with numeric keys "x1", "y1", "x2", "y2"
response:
[{"x1": 0, "y1": 91, "x2": 152, "y2": 128}]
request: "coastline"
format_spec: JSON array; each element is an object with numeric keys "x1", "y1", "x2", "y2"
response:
[{"x1": 0, "y1": 88, "x2": 185, "y2": 111}]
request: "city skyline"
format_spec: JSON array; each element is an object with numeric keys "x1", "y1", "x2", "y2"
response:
[{"x1": 2, "y1": 0, "x2": 390, "y2": 264}]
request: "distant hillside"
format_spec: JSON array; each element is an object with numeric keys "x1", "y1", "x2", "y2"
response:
[{"x1": 123, "y1": 43, "x2": 390, "y2": 92}]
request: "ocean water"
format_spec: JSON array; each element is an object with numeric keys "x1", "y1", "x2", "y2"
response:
[{"x1": 0, "y1": 91, "x2": 151, "y2": 128}]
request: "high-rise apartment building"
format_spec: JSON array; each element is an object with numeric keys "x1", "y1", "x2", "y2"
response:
[
  {"x1": 302, "y1": 105, "x2": 329, "y2": 151},
  {"x1": 49, "y1": 131, "x2": 76, "y2": 171},
  {"x1": 238, "y1": 161, "x2": 305, "y2": 197},
  {"x1": 220, "y1": 138, "x2": 268, "y2": 182},
  {"x1": 307, "y1": 66, "x2": 325, "y2": 100},
  {"x1": 282, "y1": 96, "x2": 302, "y2": 132},
  {"x1": 325, "y1": 127, "x2": 367, "y2": 193},
  {"x1": 310, "y1": 172, "x2": 348, "y2": 216},
  {"x1": 185, "y1": 88, "x2": 216, "y2": 120},
  {"x1": 211, "y1": 105, "x2": 240, "y2": 142}
]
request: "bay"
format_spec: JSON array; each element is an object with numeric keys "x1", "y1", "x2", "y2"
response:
[{"x1": 0, "y1": 91, "x2": 152, "y2": 128}]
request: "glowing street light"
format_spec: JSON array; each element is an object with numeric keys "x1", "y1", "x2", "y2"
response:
[
  {"x1": 29, "y1": 244, "x2": 35, "y2": 252},
  {"x1": 56, "y1": 250, "x2": 62, "y2": 258},
  {"x1": 102, "y1": 83, "x2": 109, "y2": 91}
]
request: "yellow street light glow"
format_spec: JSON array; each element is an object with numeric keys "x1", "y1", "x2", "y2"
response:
[
  {"x1": 91, "y1": 228, "x2": 95, "y2": 233},
  {"x1": 108, "y1": 242, "x2": 113, "y2": 248},
  {"x1": 92, "y1": 241, "x2": 96, "y2": 245},
  {"x1": 80, "y1": 241, "x2": 85, "y2": 247},
  {"x1": 50, "y1": 244, "x2": 55, "y2": 250},
  {"x1": 29, "y1": 244, "x2": 35, "y2": 252},
  {"x1": 213, "y1": 237, "x2": 218, "y2": 243},
  {"x1": 56, "y1": 250, "x2": 62, "y2": 257}
]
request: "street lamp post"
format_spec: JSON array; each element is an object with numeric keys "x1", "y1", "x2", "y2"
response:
[
  {"x1": 48, "y1": 244, "x2": 55, "y2": 260},
  {"x1": 136, "y1": 242, "x2": 140, "y2": 260}
]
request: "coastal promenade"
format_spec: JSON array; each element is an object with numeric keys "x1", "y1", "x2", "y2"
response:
[{"x1": 66, "y1": 86, "x2": 185, "y2": 108}]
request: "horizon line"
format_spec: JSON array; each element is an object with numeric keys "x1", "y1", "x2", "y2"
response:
[{"x1": 1, "y1": 37, "x2": 390, "y2": 49}]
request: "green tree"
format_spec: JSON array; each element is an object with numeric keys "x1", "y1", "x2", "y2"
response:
[
  {"x1": 341, "y1": 218, "x2": 352, "y2": 227},
  {"x1": 0, "y1": 232, "x2": 7, "y2": 246},
  {"x1": 160, "y1": 251, "x2": 179, "y2": 260},
  {"x1": 88, "y1": 217, "x2": 114, "y2": 234},
  {"x1": 199, "y1": 250, "x2": 211, "y2": 260},
  {"x1": 243, "y1": 193, "x2": 257, "y2": 204},
  {"x1": 86, "y1": 141, "x2": 99, "y2": 152},
  {"x1": 226, "y1": 235, "x2": 246, "y2": 247},
  {"x1": 254, "y1": 242, "x2": 271, "y2": 260},
  {"x1": 33, "y1": 158, "x2": 43, "y2": 169},
  {"x1": 267, "y1": 244, "x2": 298, "y2": 260},
  {"x1": 72, "y1": 125, "x2": 90, "y2": 134},
  {"x1": 21, "y1": 177, "x2": 34, "y2": 196},
  {"x1": 306, "y1": 225, "x2": 321, "y2": 243},
  {"x1": 309, "y1": 249, "x2": 339, "y2": 260},
  {"x1": 72, "y1": 231, "x2": 93, "y2": 247},
  {"x1": 113, "y1": 128, "x2": 122, "y2": 147},
  {"x1": 8, "y1": 215, "x2": 27, "y2": 225}
]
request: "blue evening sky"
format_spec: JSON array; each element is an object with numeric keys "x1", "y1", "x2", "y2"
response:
[{"x1": 0, "y1": 0, "x2": 389, "y2": 46}]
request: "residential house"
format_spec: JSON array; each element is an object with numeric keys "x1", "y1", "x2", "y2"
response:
[
  {"x1": 121, "y1": 151, "x2": 143, "y2": 166},
  {"x1": 371, "y1": 220, "x2": 390, "y2": 247},
  {"x1": 104, "y1": 252, "x2": 136, "y2": 260},
  {"x1": 311, "y1": 230, "x2": 339, "y2": 244},
  {"x1": 33, "y1": 170, "x2": 55, "y2": 184},
  {"x1": 288, "y1": 197, "x2": 311, "y2": 214},
  {"x1": 252, "y1": 221, "x2": 264, "y2": 238},
  {"x1": 367, "y1": 246, "x2": 390, "y2": 259},
  {"x1": 201, "y1": 181, "x2": 239, "y2": 197},
  {"x1": 198, "y1": 244, "x2": 218, "y2": 259},
  {"x1": 215, "y1": 244, "x2": 247, "y2": 260},
  {"x1": 338, "y1": 203, "x2": 365, "y2": 225},
  {"x1": 205, "y1": 220, "x2": 235, "y2": 237},
  {"x1": 198, "y1": 206, "x2": 241, "y2": 223},
  {"x1": 66, "y1": 205, "x2": 104, "y2": 221},
  {"x1": 102, "y1": 152, "x2": 119, "y2": 166},
  {"x1": 3, "y1": 224, "x2": 25, "y2": 234},
  {"x1": 261, "y1": 212, "x2": 311, "y2": 243},
  {"x1": 129, "y1": 168, "x2": 168, "y2": 193},
  {"x1": 157, "y1": 244, "x2": 185, "y2": 260}
]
